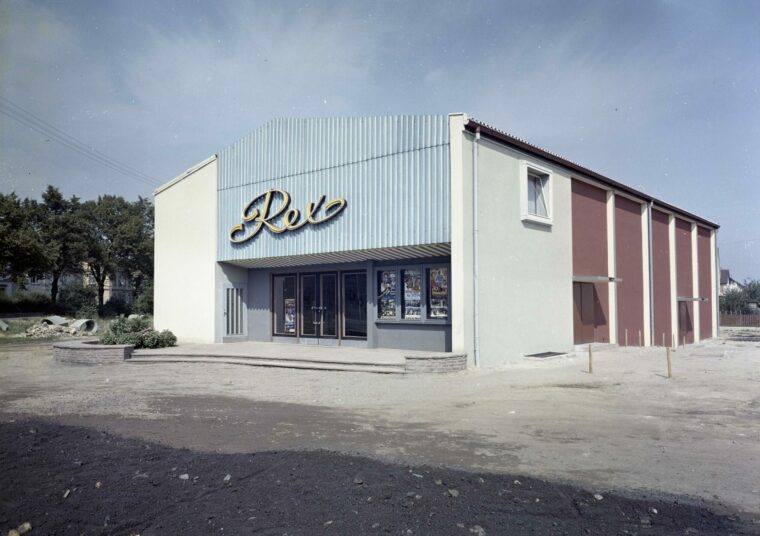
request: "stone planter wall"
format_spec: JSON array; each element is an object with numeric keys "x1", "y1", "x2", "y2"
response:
[
  {"x1": 53, "y1": 340, "x2": 133, "y2": 364},
  {"x1": 405, "y1": 353, "x2": 467, "y2": 373}
]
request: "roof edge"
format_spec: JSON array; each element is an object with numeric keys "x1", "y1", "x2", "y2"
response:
[
  {"x1": 154, "y1": 155, "x2": 217, "y2": 196},
  {"x1": 465, "y1": 119, "x2": 719, "y2": 229}
]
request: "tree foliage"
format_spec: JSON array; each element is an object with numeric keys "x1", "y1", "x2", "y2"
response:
[
  {"x1": 35, "y1": 186, "x2": 87, "y2": 303},
  {"x1": 0, "y1": 192, "x2": 47, "y2": 282},
  {"x1": 744, "y1": 279, "x2": 760, "y2": 304},
  {"x1": 720, "y1": 288, "x2": 748, "y2": 314},
  {"x1": 81, "y1": 195, "x2": 154, "y2": 306},
  {"x1": 0, "y1": 186, "x2": 154, "y2": 310}
]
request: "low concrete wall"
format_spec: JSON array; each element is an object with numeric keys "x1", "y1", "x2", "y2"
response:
[
  {"x1": 405, "y1": 353, "x2": 467, "y2": 373},
  {"x1": 53, "y1": 340, "x2": 133, "y2": 364}
]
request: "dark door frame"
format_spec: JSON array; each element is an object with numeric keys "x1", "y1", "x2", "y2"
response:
[{"x1": 298, "y1": 272, "x2": 338, "y2": 339}]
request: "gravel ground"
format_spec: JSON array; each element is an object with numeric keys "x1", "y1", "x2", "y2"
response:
[
  {"x1": 1, "y1": 419, "x2": 755, "y2": 536},
  {"x1": 1, "y1": 336, "x2": 759, "y2": 531}
]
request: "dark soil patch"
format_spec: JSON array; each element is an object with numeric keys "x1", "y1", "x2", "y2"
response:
[{"x1": 0, "y1": 420, "x2": 755, "y2": 535}]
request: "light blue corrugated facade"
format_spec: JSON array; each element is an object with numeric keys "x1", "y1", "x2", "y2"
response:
[{"x1": 217, "y1": 115, "x2": 451, "y2": 263}]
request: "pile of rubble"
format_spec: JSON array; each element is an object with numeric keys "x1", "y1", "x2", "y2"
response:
[{"x1": 24, "y1": 316, "x2": 98, "y2": 339}]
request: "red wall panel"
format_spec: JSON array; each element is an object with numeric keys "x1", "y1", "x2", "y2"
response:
[
  {"x1": 697, "y1": 227, "x2": 713, "y2": 339},
  {"x1": 675, "y1": 218, "x2": 694, "y2": 344},
  {"x1": 651, "y1": 210, "x2": 671, "y2": 346},
  {"x1": 615, "y1": 197, "x2": 644, "y2": 345},
  {"x1": 572, "y1": 180, "x2": 609, "y2": 343}
]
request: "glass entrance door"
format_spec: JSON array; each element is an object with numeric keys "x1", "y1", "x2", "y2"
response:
[{"x1": 299, "y1": 273, "x2": 337, "y2": 338}]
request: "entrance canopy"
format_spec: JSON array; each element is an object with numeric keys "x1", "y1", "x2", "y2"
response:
[{"x1": 224, "y1": 243, "x2": 451, "y2": 269}]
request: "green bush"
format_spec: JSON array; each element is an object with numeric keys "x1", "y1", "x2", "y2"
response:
[
  {"x1": 133, "y1": 284, "x2": 153, "y2": 315},
  {"x1": 0, "y1": 291, "x2": 65, "y2": 314},
  {"x1": 59, "y1": 284, "x2": 97, "y2": 316},
  {"x1": 98, "y1": 295, "x2": 132, "y2": 318},
  {"x1": 98, "y1": 316, "x2": 176, "y2": 349}
]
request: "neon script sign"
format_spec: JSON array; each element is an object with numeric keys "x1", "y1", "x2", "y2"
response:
[{"x1": 229, "y1": 189, "x2": 347, "y2": 244}]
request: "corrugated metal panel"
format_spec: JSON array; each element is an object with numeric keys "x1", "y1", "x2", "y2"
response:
[
  {"x1": 225, "y1": 243, "x2": 451, "y2": 269},
  {"x1": 217, "y1": 115, "x2": 450, "y2": 262}
]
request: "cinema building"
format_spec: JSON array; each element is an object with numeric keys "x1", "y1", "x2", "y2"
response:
[{"x1": 154, "y1": 114, "x2": 719, "y2": 367}]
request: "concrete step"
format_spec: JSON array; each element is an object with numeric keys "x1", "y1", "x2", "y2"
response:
[{"x1": 126, "y1": 354, "x2": 406, "y2": 374}]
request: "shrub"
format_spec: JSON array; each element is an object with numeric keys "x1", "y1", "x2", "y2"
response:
[
  {"x1": 59, "y1": 284, "x2": 97, "y2": 317},
  {"x1": 133, "y1": 284, "x2": 153, "y2": 315},
  {"x1": 98, "y1": 295, "x2": 132, "y2": 318},
  {"x1": 0, "y1": 291, "x2": 64, "y2": 314},
  {"x1": 98, "y1": 316, "x2": 176, "y2": 349}
]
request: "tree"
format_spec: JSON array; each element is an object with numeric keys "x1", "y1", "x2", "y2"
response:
[
  {"x1": 81, "y1": 195, "x2": 154, "y2": 306},
  {"x1": 81, "y1": 196, "x2": 123, "y2": 307},
  {"x1": 113, "y1": 197, "x2": 154, "y2": 295},
  {"x1": 36, "y1": 186, "x2": 87, "y2": 303},
  {"x1": 720, "y1": 288, "x2": 748, "y2": 314},
  {"x1": 743, "y1": 279, "x2": 760, "y2": 304},
  {"x1": 0, "y1": 192, "x2": 46, "y2": 284}
]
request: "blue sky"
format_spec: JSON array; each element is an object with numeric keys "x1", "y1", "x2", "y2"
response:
[{"x1": 1, "y1": 0, "x2": 758, "y2": 280}]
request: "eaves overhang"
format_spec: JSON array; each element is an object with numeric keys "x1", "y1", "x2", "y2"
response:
[
  {"x1": 465, "y1": 118, "x2": 719, "y2": 230},
  {"x1": 154, "y1": 154, "x2": 217, "y2": 196}
]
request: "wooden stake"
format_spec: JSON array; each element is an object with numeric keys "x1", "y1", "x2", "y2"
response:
[
  {"x1": 588, "y1": 344, "x2": 593, "y2": 374},
  {"x1": 625, "y1": 329, "x2": 628, "y2": 347},
  {"x1": 666, "y1": 346, "x2": 672, "y2": 379},
  {"x1": 662, "y1": 333, "x2": 665, "y2": 347},
  {"x1": 682, "y1": 335, "x2": 686, "y2": 347},
  {"x1": 638, "y1": 330, "x2": 642, "y2": 347},
  {"x1": 672, "y1": 333, "x2": 675, "y2": 349}
]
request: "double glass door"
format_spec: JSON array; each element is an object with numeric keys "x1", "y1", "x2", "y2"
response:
[{"x1": 300, "y1": 273, "x2": 337, "y2": 338}]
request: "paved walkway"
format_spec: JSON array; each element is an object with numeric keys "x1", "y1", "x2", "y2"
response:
[{"x1": 132, "y1": 340, "x2": 460, "y2": 372}]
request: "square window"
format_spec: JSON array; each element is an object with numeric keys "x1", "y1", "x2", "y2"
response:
[{"x1": 520, "y1": 161, "x2": 553, "y2": 225}]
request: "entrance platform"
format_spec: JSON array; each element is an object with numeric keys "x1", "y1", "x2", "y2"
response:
[{"x1": 130, "y1": 341, "x2": 467, "y2": 374}]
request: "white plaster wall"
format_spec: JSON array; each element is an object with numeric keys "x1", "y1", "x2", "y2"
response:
[
  {"x1": 449, "y1": 114, "x2": 474, "y2": 363},
  {"x1": 464, "y1": 136, "x2": 574, "y2": 365},
  {"x1": 154, "y1": 158, "x2": 217, "y2": 343}
]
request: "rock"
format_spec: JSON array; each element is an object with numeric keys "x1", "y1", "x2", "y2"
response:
[
  {"x1": 448, "y1": 489, "x2": 459, "y2": 498},
  {"x1": 0, "y1": 319, "x2": 8, "y2": 331},
  {"x1": 470, "y1": 526, "x2": 486, "y2": 535},
  {"x1": 63, "y1": 488, "x2": 71, "y2": 498},
  {"x1": 513, "y1": 479, "x2": 522, "y2": 485},
  {"x1": 371, "y1": 523, "x2": 380, "y2": 529},
  {"x1": 324, "y1": 520, "x2": 333, "y2": 526},
  {"x1": 95, "y1": 481, "x2": 102, "y2": 488},
  {"x1": 223, "y1": 474, "x2": 231, "y2": 483},
  {"x1": 640, "y1": 516, "x2": 651, "y2": 525},
  {"x1": 8, "y1": 530, "x2": 20, "y2": 536},
  {"x1": 415, "y1": 494, "x2": 422, "y2": 500},
  {"x1": 24, "y1": 322, "x2": 83, "y2": 339},
  {"x1": 17, "y1": 522, "x2": 32, "y2": 535},
  {"x1": 456, "y1": 523, "x2": 465, "y2": 528},
  {"x1": 406, "y1": 492, "x2": 416, "y2": 498},
  {"x1": 412, "y1": 473, "x2": 423, "y2": 478},
  {"x1": 435, "y1": 479, "x2": 443, "y2": 486},
  {"x1": 179, "y1": 474, "x2": 189, "y2": 480},
  {"x1": 353, "y1": 476, "x2": 363, "y2": 485},
  {"x1": 648, "y1": 507, "x2": 658, "y2": 515},
  {"x1": 594, "y1": 493, "x2": 604, "y2": 501}
]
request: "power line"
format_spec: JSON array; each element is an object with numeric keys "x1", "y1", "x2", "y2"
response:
[
  {"x1": 0, "y1": 106, "x2": 158, "y2": 187},
  {"x1": 0, "y1": 96, "x2": 160, "y2": 187},
  {"x1": 0, "y1": 96, "x2": 157, "y2": 182}
]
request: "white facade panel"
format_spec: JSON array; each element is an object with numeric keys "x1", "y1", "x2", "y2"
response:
[{"x1": 154, "y1": 158, "x2": 218, "y2": 343}]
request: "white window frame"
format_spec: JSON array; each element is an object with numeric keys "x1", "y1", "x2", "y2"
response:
[{"x1": 519, "y1": 160, "x2": 553, "y2": 226}]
